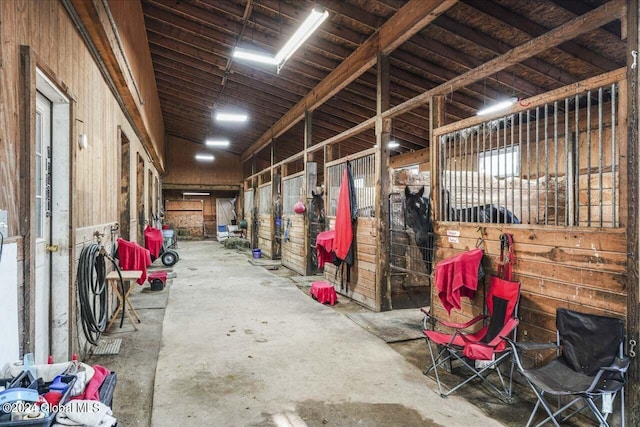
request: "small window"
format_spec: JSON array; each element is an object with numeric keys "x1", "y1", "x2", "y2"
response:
[{"x1": 478, "y1": 146, "x2": 520, "y2": 177}]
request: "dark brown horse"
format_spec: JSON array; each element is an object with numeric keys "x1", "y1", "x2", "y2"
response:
[{"x1": 404, "y1": 186, "x2": 435, "y2": 274}]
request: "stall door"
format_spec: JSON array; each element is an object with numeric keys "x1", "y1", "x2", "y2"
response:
[{"x1": 34, "y1": 92, "x2": 52, "y2": 363}]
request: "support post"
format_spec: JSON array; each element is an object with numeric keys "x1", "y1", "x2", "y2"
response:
[
  {"x1": 304, "y1": 111, "x2": 314, "y2": 275},
  {"x1": 375, "y1": 52, "x2": 391, "y2": 312},
  {"x1": 430, "y1": 96, "x2": 445, "y2": 221},
  {"x1": 626, "y1": 0, "x2": 640, "y2": 424}
]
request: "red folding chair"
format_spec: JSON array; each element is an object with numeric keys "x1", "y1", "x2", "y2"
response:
[{"x1": 422, "y1": 233, "x2": 521, "y2": 401}]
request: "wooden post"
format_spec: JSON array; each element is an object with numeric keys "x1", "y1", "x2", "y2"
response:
[
  {"x1": 430, "y1": 96, "x2": 445, "y2": 221},
  {"x1": 375, "y1": 52, "x2": 391, "y2": 312},
  {"x1": 626, "y1": 0, "x2": 640, "y2": 423},
  {"x1": 271, "y1": 142, "x2": 279, "y2": 259},
  {"x1": 304, "y1": 111, "x2": 314, "y2": 275}
]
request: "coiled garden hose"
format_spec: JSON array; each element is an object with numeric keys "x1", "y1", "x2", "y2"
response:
[{"x1": 77, "y1": 243, "x2": 123, "y2": 345}]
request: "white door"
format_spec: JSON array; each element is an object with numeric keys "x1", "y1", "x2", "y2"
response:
[{"x1": 34, "y1": 91, "x2": 52, "y2": 364}]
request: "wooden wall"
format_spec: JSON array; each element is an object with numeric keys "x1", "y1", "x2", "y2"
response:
[
  {"x1": 258, "y1": 214, "x2": 272, "y2": 258},
  {"x1": 0, "y1": 0, "x2": 162, "y2": 356},
  {"x1": 324, "y1": 218, "x2": 378, "y2": 310},
  {"x1": 165, "y1": 200, "x2": 204, "y2": 238},
  {"x1": 432, "y1": 224, "x2": 626, "y2": 346},
  {"x1": 163, "y1": 135, "x2": 242, "y2": 187},
  {"x1": 281, "y1": 215, "x2": 305, "y2": 275},
  {"x1": 107, "y1": 0, "x2": 165, "y2": 166}
]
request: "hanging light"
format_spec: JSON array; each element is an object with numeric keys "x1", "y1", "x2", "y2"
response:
[
  {"x1": 476, "y1": 97, "x2": 518, "y2": 116},
  {"x1": 206, "y1": 139, "x2": 230, "y2": 147},
  {"x1": 232, "y1": 7, "x2": 329, "y2": 73},
  {"x1": 195, "y1": 154, "x2": 215, "y2": 161},
  {"x1": 215, "y1": 112, "x2": 248, "y2": 122}
]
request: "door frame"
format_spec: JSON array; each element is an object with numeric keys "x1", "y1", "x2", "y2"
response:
[{"x1": 36, "y1": 69, "x2": 71, "y2": 362}]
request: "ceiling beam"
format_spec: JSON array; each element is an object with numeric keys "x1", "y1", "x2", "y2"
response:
[{"x1": 240, "y1": 0, "x2": 459, "y2": 161}]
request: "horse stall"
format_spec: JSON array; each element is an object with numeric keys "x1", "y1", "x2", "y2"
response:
[
  {"x1": 388, "y1": 168, "x2": 433, "y2": 309},
  {"x1": 257, "y1": 182, "x2": 273, "y2": 258},
  {"x1": 322, "y1": 149, "x2": 378, "y2": 310},
  {"x1": 281, "y1": 172, "x2": 306, "y2": 274},
  {"x1": 429, "y1": 70, "x2": 627, "y2": 352},
  {"x1": 243, "y1": 187, "x2": 256, "y2": 248}
]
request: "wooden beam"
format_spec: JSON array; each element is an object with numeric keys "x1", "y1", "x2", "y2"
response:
[
  {"x1": 389, "y1": 147, "x2": 431, "y2": 169},
  {"x1": 375, "y1": 52, "x2": 391, "y2": 312},
  {"x1": 162, "y1": 183, "x2": 241, "y2": 191},
  {"x1": 240, "y1": 0, "x2": 458, "y2": 161},
  {"x1": 65, "y1": 0, "x2": 164, "y2": 171},
  {"x1": 463, "y1": 0, "x2": 618, "y2": 74},
  {"x1": 430, "y1": 96, "x2": 445, "y2": 222},
  {"x1": 625, "y1": 0, "x2": 639, "y2": 422},
  {"x1": 385, "y1": 0, "x2": 626, "y2": 118}
]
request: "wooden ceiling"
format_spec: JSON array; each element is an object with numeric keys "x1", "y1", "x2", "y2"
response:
[{"x1": 142, "y1": 0, "x2": 625, "y2": 162}]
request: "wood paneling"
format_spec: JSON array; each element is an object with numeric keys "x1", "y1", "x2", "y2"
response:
[
  {"x1": 281, "y1": 215, "x2": 305, "y2": 275},
  {"x1": 165, "y1": 200, "x2": 204, "y2": 238},
  {"x1": 258, "y1": 213, "x2": 272, "y2": 259},
  {"x1": 324, "y1": 218, "x2": 379, "y2": 310},
  {"x1": 163, "y1": 135, "x2": 242, "y2": 187},
  {"x1": 431, "y1": 223, "x2": 627, "y2": 343}
]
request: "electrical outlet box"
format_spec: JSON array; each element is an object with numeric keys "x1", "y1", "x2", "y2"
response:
[{"x1": 0, "y1": 209, "x2": 8, "y2": 237}]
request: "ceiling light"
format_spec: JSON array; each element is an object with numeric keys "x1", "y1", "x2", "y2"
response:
[
  {"x1": 476, "y1": 97, "x2": 518, "y2": 116},
  {"x1": 388, "y1": 141, "x2": 400, "y2": 148},
  {"x1": 232, "y1": 48, "x2": 278, "y2": 64},
  {"x1": 274, "y1": 7, "x2": 329, "y2": 70},
  {"x1": 183, "y1": 192, "x2": 210, "y2": 196},
  {"x1": 195, "y1": 154, "x2": 215, "y2": 161},
  {"x1": 215, "y1": 113, "x2": 248, "y2": 122},
  {"x1": 206, "y1": 139, "x2": 230, "y2": 147},
  {"x1": 232, "y1": 7, "x2": 328, "y2": 73}
]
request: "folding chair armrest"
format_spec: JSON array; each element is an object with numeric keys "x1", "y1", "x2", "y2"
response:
[
  {"x1": 421, "y1": 308, "x2": 486, "y2": 331},
  {"x1": 513, "y1": 342, "x2": 559, "y2": 352},
  {"x1": 601, "y1": 357, "x2": 630, "y2": 374}
]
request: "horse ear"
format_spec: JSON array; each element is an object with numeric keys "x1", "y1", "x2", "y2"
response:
[
  {"x1": 418, "y1": 186, "x2": 425, "y2": 197},
  {"x1": 312, "y1": 190, "x2": 317, "y2": 197},
  {"x1": 404, "y1": 186, "x2": 411, "y2": 198}
]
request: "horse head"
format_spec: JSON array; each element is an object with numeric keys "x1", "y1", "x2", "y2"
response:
[
  {"x1": 404, "y1": 186, "x2": 429, "y2": 231},
  {"x1": 310, "y1": 190, "x2": 325, "y2": 222}
]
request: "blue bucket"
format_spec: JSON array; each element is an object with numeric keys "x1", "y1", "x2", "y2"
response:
[{"x1": 252, "y1": 248, "x2": 261, "y2": 259}]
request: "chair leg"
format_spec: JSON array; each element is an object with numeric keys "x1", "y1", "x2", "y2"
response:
[
  {"x1": 527, "y1": 387, "x2": 562, "y2": 427},
  {"x1": 426, "y1": 339, "x2": 447, "y2": 397},
  {"x1": 584, "y1": 397, "x2": 609, "y2": 427}
]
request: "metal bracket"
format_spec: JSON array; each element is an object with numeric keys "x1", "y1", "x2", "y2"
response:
[
  {"x1": 630, "y1": 339, "x2": 636, "y2": 358},
  {"x1": 46, "y1": 244, "x2": 59, "y2": 253},
  {"x1": 632, "y1": 50, "x2": 638, "y2": 70}
]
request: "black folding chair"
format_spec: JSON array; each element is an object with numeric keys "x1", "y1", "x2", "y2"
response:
[{"x1": 506, "y1": 308, "x2": 628, "y2": 427}]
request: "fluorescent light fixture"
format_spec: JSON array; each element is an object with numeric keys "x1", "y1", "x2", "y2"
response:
[
  {"x1": 215, "y1": 112, "x2": 248, "y2": 122},
  {"x1": 195, "y1": 154, "x2": 215, "y2": 161},
  {"x1": 388, "y1": 141, "x2": 400, "y2": 149},
  {"x1": 274, "y1": 7, "x2": 329, "y2": 68},
  {"x1": 232, "y1": 48, "x2": 278, "y2": 64},
  {"x1": 232, "y1": 7, "x2": 328, "y2": 72},
  {"x1": 476, "y1": 97, "x2": 518, "y2": 116},
  {"x1": 183, "y1": 192, "x2": 210, "y2": 196},
  {"x1": 206, "y1": 139, "x2": 230, "y2": 147}
]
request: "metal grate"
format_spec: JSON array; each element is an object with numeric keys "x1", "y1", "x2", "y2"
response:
[
  {"x1": 389, "y1": 192, "x2": 435, "y2": 279},
  {"x1": 326, "y1": 153, "x2": 375, "y2": 217},
  {"x1": 244, "y1": 189, "x2": 254, "y2": 218},
  {"x1": 439, "y1": 83, "x2": 619, "y2": 227},
  {"x1": 282, "y1": 175, "x2": 304, "y2": 215},
  {"x1": 258, "y1": 185, "x2": 272, "y2": 215},
  {"x1": 91, "y1": 338, "x2": 122, "y2": 355}
]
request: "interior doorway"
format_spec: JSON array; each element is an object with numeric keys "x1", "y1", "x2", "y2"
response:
[
  {"x1": 136, "y1": 153, "x2": 145, "y2": 243},
  {"x1": 119, "y1": 131, "x2": 131, "y2": 241},
  {"x1": 34, "y1": 69, "x2": 70, "y2": 363}
]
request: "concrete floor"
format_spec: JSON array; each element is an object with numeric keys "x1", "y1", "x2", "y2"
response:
[{"x1": 149, "y1": 241, "x2": 502, "y2": 427}]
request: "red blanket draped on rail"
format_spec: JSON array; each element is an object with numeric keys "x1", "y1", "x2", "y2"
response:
[{"x1": 434, "y1": 248, "x2": 484, "y2": 314}]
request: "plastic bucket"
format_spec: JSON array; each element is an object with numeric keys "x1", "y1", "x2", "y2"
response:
[
  {"x1": 162, "y1": 229, "x2": 174, "y2": 239},
  {"x1": 252, "y1": 249, "x2": 261, "y2": 259}
]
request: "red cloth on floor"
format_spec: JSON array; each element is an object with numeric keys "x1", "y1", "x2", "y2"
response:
[
  {"x1": 310, "y1": 281, "x2": 337, "y2": 305},
  {"x1": 144, "y1": 225, "x2": 164, "y2": 259},
  {"x1": 434, "y1": 248, "x2": 484, "y2": 315},
  {"x1": 332, "y1": 167, "x2": 354, "y2": 261},
  {"x1": 315, "y1": 230, "x2": 335, "y2": 268},
  {"x1": 148, "y1": 271, "x2": 167, "y2": 282},
  {"x1": 70, "y1": 365, "x2": 109, "y2": 401},
  {"x1": 117, "y1": 238, "x2": 152, "y2": 285}
]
